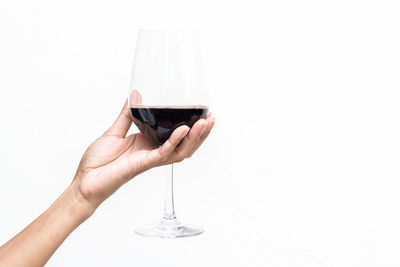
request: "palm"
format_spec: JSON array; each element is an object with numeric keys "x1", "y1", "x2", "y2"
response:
[
  {"x1": 82, "y1": 133, "x2": 154, "y2": 171},
  {"x1": 76, "y1": 132, "x2": 157, "y2": 204}
]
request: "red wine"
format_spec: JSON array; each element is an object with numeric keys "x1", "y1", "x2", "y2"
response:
[{"x1": 130, "y1": 105, "x2": 208, "y2": 146}]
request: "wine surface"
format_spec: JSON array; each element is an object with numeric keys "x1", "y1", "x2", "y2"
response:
[{"x1": 130, "y1": 106, "x2": 208, "y2": 146}]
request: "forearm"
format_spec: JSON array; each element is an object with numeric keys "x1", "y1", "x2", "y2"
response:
[{"x1": 0, "y1": 181, "x2": 95, "y2": 267}]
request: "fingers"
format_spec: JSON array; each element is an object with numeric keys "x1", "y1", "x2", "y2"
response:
[
  {"x1": 103, "y1": 100, "x2": 133, "y2": 138},
  {"x1": 188, "y1": 115, "x2": 215, "y2": 157},
  {"x1": 146, "y1": 113, "x2": 215, "y2": 168},
  {"x1": 172, "y1": 119, "x2": 208, "y2": 162},
  {"x1": 148, "y1": 125, "x2": 190, "y2": 165}
]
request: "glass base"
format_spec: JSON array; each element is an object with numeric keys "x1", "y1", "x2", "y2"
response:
[{"x1": 135, "y1": 218, "x2": 204, "y2": 238}]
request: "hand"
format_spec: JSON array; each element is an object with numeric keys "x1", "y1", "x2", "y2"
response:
[
  {"x1": 0, "y1": 94, "x2": 214, "y2": 267},
  {"x1": 72, "y1": 94, "x2": 215, "y2": 211}
]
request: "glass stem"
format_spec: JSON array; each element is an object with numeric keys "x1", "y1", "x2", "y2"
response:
[{"x1": 163, "y1": 164, "x2": 176, "y2": 220}]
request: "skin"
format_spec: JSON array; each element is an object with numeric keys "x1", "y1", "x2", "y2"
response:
[{"x1": 0, "y1": 94, "x2": 215, "y2": 267}]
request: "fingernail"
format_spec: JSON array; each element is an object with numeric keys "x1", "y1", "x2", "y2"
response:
[
  {"x1": 207, "y1": 120, "x2": 212, "y2": 130},
  {"x1": 211, "y1": 117, "x2": 216, "y2": 128},
  {"x1": 202, "y1": 122, "x2": 209, "y2": 134}
]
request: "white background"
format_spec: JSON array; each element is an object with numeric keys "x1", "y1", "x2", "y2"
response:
[{"x1": 1, "y1": 0, "x2": 400, "y2": 266}]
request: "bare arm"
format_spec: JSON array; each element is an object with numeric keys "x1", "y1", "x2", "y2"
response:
[
  {"x1": 0, "y1": 98, "x2": 215, "y2": 266},
  {"x1": 0, "y1": 183, "x2": 93, "y2": 266}
]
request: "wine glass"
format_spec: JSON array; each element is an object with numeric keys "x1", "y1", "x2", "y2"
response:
[{"x1": 128, "y1": 29, "x2": 209, "y2": 238}]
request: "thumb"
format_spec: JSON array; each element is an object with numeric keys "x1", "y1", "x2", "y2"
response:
[
  {"x1": 130, "y1": 89, "x2": 142, "y2": 106},
  {"x1": 103, "y1": 90, "x2": 142, "y2": 138},
  {"x1": 103, "y1": 100, "x2": 132, "y2": 138}
]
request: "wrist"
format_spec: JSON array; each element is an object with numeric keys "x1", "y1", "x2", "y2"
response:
[{"x1": 65, "y1": 180, "x2": 97, "y2": 222}]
